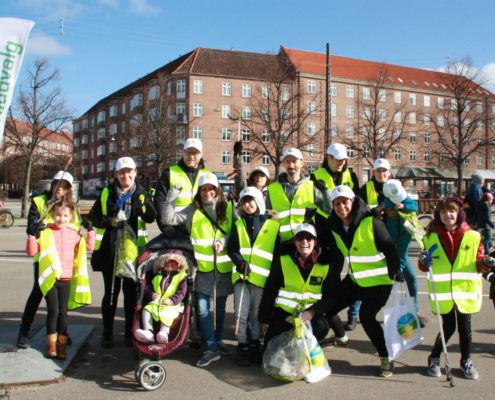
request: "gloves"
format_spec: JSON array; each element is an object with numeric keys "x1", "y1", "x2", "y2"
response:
[
  {"x1": 393, "y1": 270, "x2": 405, "y2": 282},
  {"x1": 166, "y1": 185, "x2": 182, "y2": 203},
  {"x1": 108, "y1": 217, "x2": 125, "y2": 229},
  {"x1": 482, "y1": 256, "x2": 495, "y2": 268},
  {"x1": 303, "y1": 207, "x2": 317, "y2": 223},
  {"x1": 419, "y1": 250, "x2": 432, "y2": 269},
  {"x1": 314, "y1": 179, "x2": 327, "y2": 192},
  {"x1": 233, "y1": 140, "x2": 243, "y2": 156},
  {"x1": 32, "y1": 222, "x2": 47, "y2": 238},
  {"x1": 236, "y1": 261, "x2": 251, "y2": 277},
  {"x1": 82, "y1": 218, "x2": 93, "y2": 231}
]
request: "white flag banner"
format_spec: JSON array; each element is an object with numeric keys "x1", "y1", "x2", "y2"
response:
[{"x1": 0, "y1": 18, "x2": 35, "y2": 143}]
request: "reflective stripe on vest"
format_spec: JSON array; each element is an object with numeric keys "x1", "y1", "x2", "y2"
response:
[
  {"x1": 268, "y1": 180, "x2": 315, "y2": 242},
  {"x1": 332, "y1": 216, "x2": 393, "y2": 287},
  {"x1": 68, "y1": 236, "x2": 92, "y2": 310},
  {"x1": 231, "y1": 218, "x2": 279, "y2": 287},
  {"x1": 190, "y1": 201, "x2": 234, "y2": 273},
  {"x1": 365, "y1": 181, "x2": 379, "y2": 207},
  {"x1": 274, "y1": 255, "x2": 329, "y2": 314},
  {"x1": 423, "y1": 231, "x2": 482, "y2": 314},
  {"x1": 170, "y1": 166, "x2": 210, "y2": 212},
  {"x1": 144, "y1": 270, "x2": 187, "y2": 325},
  {"x1": 94, "y1": 187, "x2": 148, "y2": 250}
]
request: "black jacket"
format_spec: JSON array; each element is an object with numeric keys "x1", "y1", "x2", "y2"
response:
[
  {"x1": 319, "y1": 196, "x2": 401, "y2": 280},
  {"x1": 310, "y1": 163, "x2": 360, "y2": 195},
  {"x1": 89, "y1": 182, "x2": 156, "y2": 271}
]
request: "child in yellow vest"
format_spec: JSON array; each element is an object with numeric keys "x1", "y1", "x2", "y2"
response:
[
  {"x1": 26, "y1": 202, "x2": 94, "y2": 359},
  {"x1": 419, "y1": 197, "x2": 490, "y2": 380},
  {"x1": 134, "y1": 252, "x2": 188, "y2": 344}
]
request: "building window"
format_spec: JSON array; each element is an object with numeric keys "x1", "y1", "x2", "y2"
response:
[
  {"x1": 74, "y1": 137, "x2": 80, "y2": 147},
  {"x1": 331, "y1": 124, "x2": 337, "y2": 137},
  {"x1": 97, "y1": 111, "x2": 106, "y2": 123},
  {"x1": 378, "y1": 89, "x2": 386, "y2": 102},
  {"x1": 409, "y1": 112, "x2": 416, "y2": 124},
  {"x1": 97, "y1": 128, "x2": 106, "y2": 139},
  {"x1": 477, "y1": 121, "x2": 483, "y2": 131},
  {"x1": 192, "y1": 80, "x2": 203, "y2": 95},
  {"x1": 193, "y1": 103, "x2": 203, "y2": 117},
  {"x1": 307, "y1": 144, "x2": 316, "y2": 157},
  {"x1": 409, "y1": 150, "x2": 416, "y2": 161},
  {"x1": 148, "y1": 85, "x2": 160, "y2": 100},
  {"x1": 192, "y1": 126, "x2": 203, "y2": 140},
  {"x1": 81, "y1": 149, "x2": 88, "y2": 159},
  {"x1": 423, "y1": 113, "x2": 430, "y2": 126},
  {"x1": 97, "y1": 144, "x2": 106, "y2": 156},
  {"x1": 261, "y1": 85, "x2": 270, "y2": 99},
  {"x1": 241, "y1": 106, "x2": 251, "y2": 120},
  {"x1": 379, "y1": 109, "x2": 386, "y2": 121},
  {"x1": 81, "y1": 119, "x2": 88, "y2": 129},
  {"x1": 346, "y1": 85, "x2": 355, "y2": 98},
  {"x1": 347, "y1": 148, "x2": 354, "y2": 157},
  {"x1": 424, "y1": 151, "x2": 430, "y2": 162},
  {"x1": 81, "y1": 134, "x2": 88, "y2": 144},
  {"x1": 176, "y1": 80, "x2": 186, "y2": 99},
  {"x1": 221, "y1": 128, "x2": 231, "y2": 141},
  {"x1": 395, "y1": 148, "x2": 401, "y2": 161},
  {"x1": 308, "y1": 101, "x2": 317, "y2": 115},
  {"x1": 130, "y1": 94, "x2": 142, "y2": 111},
  {"x1": 242, "y1": 150, "x2": 251, "y2": 164},
  {"x1": 262, "y1": 154, "x2": 270, "y2": 165},
  {"x1": 362, "y1": 87, "x2": 371, "y2": 100},
  {"x1": 394, "y1": 91, "x2": 401, "y2": 104},
  {"x1": 477, "y1": 156, "x2": 483, "y2": 166},
  {"x1": 97, "y1": 162, "x2": 106, "y2": 173},
  {"x1": 346, "y1": 126, "x2": 354, "y2": 138},
  {"x1": 109, "y1": 142, "x2": 117, "y2": 153},
  {"x1": 261, "y1": 130, "x2": 270, "y2": 143},
  {"x1": 221, "y1": 105, "x2": 231, "y2": 119},
  {"x1": 176, "y1": 103, "x2": 186, "y2": 117},
  {"x1": 437, "y1": 115, "x2": 445, "y2": 127},
  {"x1": 176, "y1": 126, "x2": 185, "y2": 145},
  {"x1": 307, "y1": 80, "x2": 316, "y2": 93},
  {"x1": 437, "y1": 97, "x2": 444, "y2": 109},
  {"x1": 109, "y1": 124, "x2": 117, "y2": 136},
  {"x1": 423, "y1": 95, "x2": 430, "y2": 107},
  {"x1": 464, "y1": 156, "x2": 470, "y2": 165},
  {"x1": 331, "y1": 103, "x2": 337, "y2": 117},
  {"x1": 409, "y1": 93, "x2": 416, "y2": 105},
  {"x1": 394, "y1": 111, "x2": 402, "y2": 123},
  {"x1": 363, "y1": 107, "x2": 371, "y2": 119},
  {"x1": 166, "y1": 81, "x2": 172, "y2": 95},
  {"x1": 281, "y1": 87, "x2": 290, "y2": 101},
  {"x1": 222, "y1": 81, "x2": 232, "y2": 96},
  {"x1": 109, "y1": 105, "x2": 118, "y2": 117},
  {"x1": 242, "y1": 83, "x2": 251, "y2": 98},
  {"x1": 424, "y1": 132, "x2": 431, "y2": 144},
  {"x1": 121, "y1": 103, "x2": 126, "y2": 115},
  {"x1": 307, "y1": 122, "x2": 317, "y2": 136},
  {"x1": 346, "y1": 105, "x2": 355, "y2": 118},
  {"x1": 242, "y1": 128, "x2": 251, "y2": 142},
  {"x1": 409, "y1": 132, "x2": 416, "y2": 143},
  {"x1": 221, "y1": 151, "x2": 231, "y2": 165}
]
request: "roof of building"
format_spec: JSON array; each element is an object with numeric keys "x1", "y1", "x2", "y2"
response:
[
  {"x1": 5, "y1": 119, "x2": 73, "y2": 146},
  {"x1": 281, "y1": 46, "x2": 494, "y2": 98}
]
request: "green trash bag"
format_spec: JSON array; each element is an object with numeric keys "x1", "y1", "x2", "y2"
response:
[{"x1": 115, "y1": 224, "x2": 139, "y2": 281}]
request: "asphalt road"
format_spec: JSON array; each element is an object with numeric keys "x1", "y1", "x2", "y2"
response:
[{"x1": 0, "y1": 216, "x2": 493, "y2": 400}]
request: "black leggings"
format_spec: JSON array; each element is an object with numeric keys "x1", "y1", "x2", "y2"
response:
[
  {"x1": 19, "y1": 263, "x2": 43, "y2": 336},
  {"x1": 327, "y1": 275, "x2": 392, "y2": 357},
  {"x1": 45, "y1": 280, "x2": 70, "y2": 335},
  {"x1": 430, "y1": 307, "x2": 472, "y2": 361},
  {"x1": 101, "y1": 268, "x2": 136, "y2": 339}
]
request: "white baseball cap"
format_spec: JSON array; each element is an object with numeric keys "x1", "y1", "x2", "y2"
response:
[
  {"x1": 239, "y1": 186, "x2": 266, "y2": 214},
  {"x1": 330, "y1": 185, "x2": 355, "y2": 202},
  {"x1": 184, "y1": 138, "x2": 203, "y2": 152},
  {"x1": 373, "y1": 158, "x2": 391, "y2": 170},
  {"x1": 294, "y1": 223, "x2": 317, "y2": 239},
  {"x1": 250, "y1": 166, "x2": 270, "y2": 179},
  {"x1": 326, "y1": 143, "x2": 349, "y2": 160},
  {"x1": 52, "y1": 171, "x2": 74, "y2": 186},
  {"x1": 198, "y1": 172, "x2": 219, "y2": 188},
  {"x1": 383, "y1": 179, "x2": 407, "y2": 205},
  {"x1": 282, "y1": 148, "x2": 303, "y2": 161},
  {"x1": 115, "y1": 157, "x2": 136, "y2": 171}
]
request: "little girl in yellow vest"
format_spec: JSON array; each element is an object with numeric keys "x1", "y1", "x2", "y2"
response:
[
  {"x1": 26, "y1": 202, "x2": 94, "y2": 359},
  {"x1": 419, "y1": 197, "x2": 490, "y2": 380},
  {"x1": 134, "y1": 252, "x2": 188, "y2": 344}
]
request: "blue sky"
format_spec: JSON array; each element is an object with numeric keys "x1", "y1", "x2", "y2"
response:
[{"x1": 4, "y1": 0, "x2": 495, "y2": 122}]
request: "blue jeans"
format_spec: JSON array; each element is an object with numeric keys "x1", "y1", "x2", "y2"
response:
[
  {"x1": 196, "y1": 293, "x2": 227, "y2": 352},
  {"x1": 348, "y1": 300, "x2": 362, "y2": 319}
]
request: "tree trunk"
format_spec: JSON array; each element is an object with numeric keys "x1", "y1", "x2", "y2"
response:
[
  {"x1": 21, "y1": 157, "x2": 33, "y2": 218},
  {"x1": 456, "y1": 164, "x2": 463, "y2": 198}
]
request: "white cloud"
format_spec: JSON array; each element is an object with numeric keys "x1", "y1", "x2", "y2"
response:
[
  {"x1": 99, "y1": 0, "x2": 119, "y2": 7},
  {"x1": 13, "y1": 0, "x2": 86, "y2": 19},
  {"x1": 128, "y1": 0, "x2": 162, "y2": 15},
  {"x1": 481, "y1": 63, "x2": 495, "y2": 93},
  {"x1": 26, "y1": 32, "x2": 72, "y2": 56}
]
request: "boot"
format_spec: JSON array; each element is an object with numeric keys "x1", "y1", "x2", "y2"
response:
[
  {"x1": 249, "y1": 339, "x2": 262, "y2": 364},
  {"x1": 236, "y1": 343, "x2": 250, "y2": 367},
  {"x1": 56, "y1": 334, "x2": 69, "y2": 360},
  {"x1": 46, "y1": 333, "x2": 58, "y2": 358}
]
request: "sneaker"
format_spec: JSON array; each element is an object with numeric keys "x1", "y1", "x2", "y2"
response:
[
  {"x1": 134, "y1": 329, "x2": 154, "y2": 343},
  {"x1": 100, "y1": 335, "x2": 114, "y2": 349},
  {"x1": 156, "y1": 331, "x2": 169, "y2": 344},
  {"x1": 427, "y1": 357, "x2": 441, "y2": 377},
  {"x1": 418, "y1": 315, "x2": 428, "y2": 328},
  {"x1": 320, "y1": 335, "x2": 349, "y2": 348},
  {"x1": 249, "y1": 339, "x2": 262, "y2": 364},
  {"x1": 216, "y1": 341, "x2": 232, "y2": 355},
  {"x1": 461, "y1": 358, "x2": 479, "y2": 380},
  {"x1": 196, "y1": 350, "x2": 221, "y2": 367},
  {"x1": 16, "y1": 334, "x2": 30, "y2": 349},
  {"x1": 236, "y1": 343, "x2": 250, "y2": 367},
  {"x1": 379, "y1": 357, "x2": 394, "y2": 378},
  {"x1": 345, "y1": 316, "x2": 358, "y2": 331}
]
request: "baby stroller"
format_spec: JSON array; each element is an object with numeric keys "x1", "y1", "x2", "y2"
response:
[{"x1": 132, "y1": 233, "x2": 195, "y2": 391}]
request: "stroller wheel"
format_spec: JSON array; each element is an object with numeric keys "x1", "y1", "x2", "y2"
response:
[{"x1": 136, "y1": 361, "x2": 166, "y2": 391}]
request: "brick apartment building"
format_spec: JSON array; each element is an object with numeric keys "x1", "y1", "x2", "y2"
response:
[{"x1": 72, "y1": 46, "x2": 495, "y2": 196}]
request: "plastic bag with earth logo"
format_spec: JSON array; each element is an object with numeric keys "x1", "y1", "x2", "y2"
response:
[
  {"x1": 383, "y1": 282, "x2": 423, "y2": 360},
  {"x1": 262, "y1": 316, "x2": 331, "y2": 382},
  {"x1": 115, "y1": 224, "x2": 139, "y2": 281}
]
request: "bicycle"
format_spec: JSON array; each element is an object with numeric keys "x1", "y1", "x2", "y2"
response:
[{"x1": 0, "y1": 200, "x2": 15, "y2": 228}]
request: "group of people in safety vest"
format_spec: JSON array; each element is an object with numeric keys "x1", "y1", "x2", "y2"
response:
[{"x1": 16, "y1": 137, "x2": 492, "y2": 380}]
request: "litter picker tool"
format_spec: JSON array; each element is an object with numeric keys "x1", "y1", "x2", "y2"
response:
[{"x1": 234, "y1": 258, "x2": 250, "y2": 336}]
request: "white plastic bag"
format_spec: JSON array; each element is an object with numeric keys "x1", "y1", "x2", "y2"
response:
[
  {"x1": 383, "y1": 282, "x2": 423, "y2": 360},
  {"x1": 302, "y1": 321, "x2": 331, "y2": 383}
]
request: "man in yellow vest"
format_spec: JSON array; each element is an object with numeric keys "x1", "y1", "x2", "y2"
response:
[
  {"x1": 154, "y1": 138, "x2": 210, "y2": 233},
  {"x1": 267, "y1": 148, "x2": 331, "y2": 242}
]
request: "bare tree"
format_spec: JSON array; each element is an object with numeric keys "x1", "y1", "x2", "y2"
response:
[
  {"x1": 238, "y1": 65, "x2": 323, "y2": 177},
  {"x1": 339, "y1": 65, "x2": 411, "y2": 166},
  {"x1": 427, "y1": 58, "x2": 495, "y2": 192},
  {"x1": 5, "y1": 59, "x2": 73, "y2": 217}
]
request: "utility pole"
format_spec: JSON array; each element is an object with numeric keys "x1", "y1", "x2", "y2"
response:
[{"x1": 325, "y1": 43, "x2": 332, "y2": 148}]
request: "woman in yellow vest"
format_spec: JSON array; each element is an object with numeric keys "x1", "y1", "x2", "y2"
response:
[
  {"x1": 26, "y1": 201, "x2": 94, "y2": 359},
  {"x1": 320, "y1": 185, "x2": 403, "y2": 378},
  {"x1": 419, "y1": 197, "x2": 489, "y2": 380},
  {"x1": 227, "y1": 186, "x2": 280, "y2": 366},
  {"x1": 89, "y1": 157, "x2": 156, "y2": 348},
  {"x1": 258, "y1": 223, "x2": 338, "y2": 349},
  {"x1": 17, "y1": 171, "x2": 77, "y2": 349},
  {"x1": 162, "y1": 172, "x2": 235, "y2": 368}
]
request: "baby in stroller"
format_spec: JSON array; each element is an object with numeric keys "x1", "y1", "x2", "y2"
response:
[{"x1": 134, "y1": 251, "x2": 189, "y2": 344}]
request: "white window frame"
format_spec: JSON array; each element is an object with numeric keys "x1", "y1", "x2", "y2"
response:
[
  {"x1": 307, "y1": 80, "x2": 316, "y2": 93},
  {"x1": 193, "y1": 80, "x2": 203, "y2": 94},
  {"x1": 222, "y1": 81, "x2": 232, "y2": 96},
  {"x1": 193, "y1": 103, "x2": 203, "y2": 117},
  {"x1": 346, "y1": 85, "x2": 355, "y2": 98},
  {"x1": 346, "y1": 105, "x2": 355, "y2": 118},
  {"x1": 242, "y1": 83, "x2": 251, "y2": 98}
]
